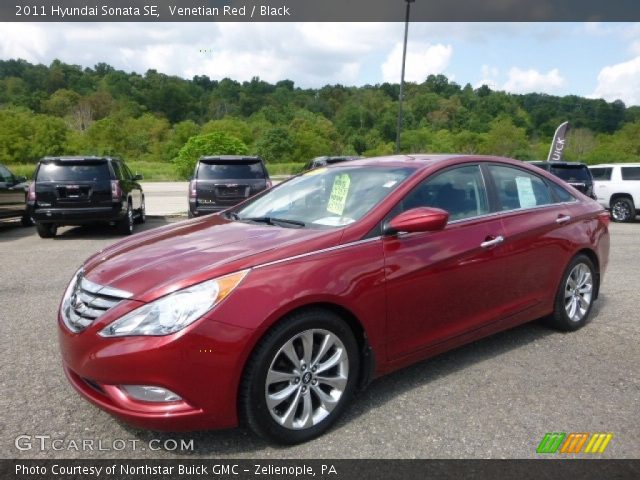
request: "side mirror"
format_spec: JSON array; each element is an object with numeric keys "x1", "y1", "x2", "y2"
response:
[
  {"x1": 16, "y1": 176, "x2": 27, "y2": 183},
  {"x1": 383, "y1": 207, "x2": 449, "y2": 235},
  {"x1": 133, "y1": 174, "x2": 144, "y2": 181}
]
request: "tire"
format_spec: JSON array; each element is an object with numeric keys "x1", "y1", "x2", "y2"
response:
[
  {"x1": 545, "y1": 254, "x2": 596, "y2": 332},
  {"x1": 610, "y1": 197, "x2": 635, "y2": 223},
  {"x1": 36, "y1": 222, "x2": 57, "y2": 238},
  {"x1": 117, "y1": 204, "x2": 134, "y2": 235},
  {"x1": 135, "y1": 197, "x2": 146, "y2": 224},
  {"x1": 240, "y1": 308, "x2": 360, "y2": 444},
  {"x1": 21, "y1": 214, "x2": 34, "y2": 227}
]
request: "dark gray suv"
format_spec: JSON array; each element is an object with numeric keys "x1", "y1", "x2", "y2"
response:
[{"x1": 188, "y1": 156, "x2": 271, "y2": 218}]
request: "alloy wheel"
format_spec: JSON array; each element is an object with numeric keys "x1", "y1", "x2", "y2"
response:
[
  {"x1": 265, "y1": 329, "x2": 349, "y2": 430},
  {"x1": 611, "y1": 200, "x2": 631, "y2": 222},
  {"x1": 564, "y1": 263, "x2": 593, "y2": 322}
]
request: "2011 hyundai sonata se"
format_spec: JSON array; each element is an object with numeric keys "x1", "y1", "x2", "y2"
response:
[{"x1": 59, "y1": 155, "x2": 610, "y2": 444}]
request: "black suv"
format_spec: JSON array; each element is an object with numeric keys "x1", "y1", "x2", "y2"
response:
[
  {"x1": 528, "y1": 161, "x2": 597, "y2": 199},
  {"x1": 0, "y1": 163, "x2": 33, "y2": 226},
  {"x1": 30, "y1": 156, "x2": 145, "y2": 238},
  {"x1": 188, "y1": 156, "x2": 271, "y2": 218},
  {"x1": 303, "y1": 156, "x2": 362, "y2": 171}
]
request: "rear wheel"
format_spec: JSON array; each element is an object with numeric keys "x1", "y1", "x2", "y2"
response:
[
  {"x1": 240, "y1": 309, "x2": 359, "y2": 444},
  {"x1": 546, "y1": 254, "x2": 596, "y2": 331},
  {"x1": 36, "y1": 222, "x2": 57, "y2": 238},
  {"x1": 135, "y1": 197, "x2": 146, "y2": 224},
  {"x1": 21, "y1": 213, "x2": 34, "y2": 227},
  {"x1": 117, "y1": 204, "x2": 134, "y2": 235},
  {"x1": 610, "y1": 197, "x2": 635, "y2": 222}
]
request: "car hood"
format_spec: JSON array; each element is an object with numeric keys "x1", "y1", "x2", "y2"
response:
[{"x1": 83, "y1": 216, "x2": 342, "y2": 302}]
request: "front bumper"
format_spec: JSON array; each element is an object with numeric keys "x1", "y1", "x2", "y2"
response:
[
  {"x1": 58, "y1": 310, "x2": 254, "y2": 431},
  {"x1": 32, "y1": 206, "x2": 124, "y2": 225}
]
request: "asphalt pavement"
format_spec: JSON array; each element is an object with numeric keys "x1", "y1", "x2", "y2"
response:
[{"x1": 0, "y1": 219, "x2": 638, "y2": 459}]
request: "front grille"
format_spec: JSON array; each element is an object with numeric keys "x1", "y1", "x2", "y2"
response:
[{"x1": 62, "y1": 273, "x2": 132, "y2": 333}]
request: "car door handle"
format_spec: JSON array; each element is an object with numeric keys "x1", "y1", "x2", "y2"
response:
[
  {"x1": 480, "y1": 235, "x2": 504, "y2": 248},
  {"x1": 556, "y1": 215, "x2": 571, "y2": 224}
]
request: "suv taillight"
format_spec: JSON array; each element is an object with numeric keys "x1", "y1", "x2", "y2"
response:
[
  {"x1": 189, "y1": 180, "x2": 197, "y2": 200},
  {"x1": 27, "y1": 182, "x2": 36, "y2": 202},
  {"x1": 111, "y1": 180, "x2": 122, "y2": 201}
]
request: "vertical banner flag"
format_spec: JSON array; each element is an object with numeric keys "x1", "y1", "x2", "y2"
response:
[{"x1": 547, "y1": 121, "x2": 570, "y2": 162}]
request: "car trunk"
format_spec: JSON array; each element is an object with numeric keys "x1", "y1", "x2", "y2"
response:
[
  {"x1": 195, "y1": 160, "x2": 268, "y2": 208},
  {"x1": 35, "y1": 160, "x2": 113, "y2": 209}
]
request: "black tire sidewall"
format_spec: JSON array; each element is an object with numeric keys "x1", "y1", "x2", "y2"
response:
[
  {"x1": 551, "y1": 254, "x2": 596, "y2": 331},
  {"x1": 241, "y1": 309, "x2": 360, "y2": 444}
]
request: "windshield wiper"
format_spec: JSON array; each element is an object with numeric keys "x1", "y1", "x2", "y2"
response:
[{"x1": 241, "y1": 216, "x2": 306, "y2": 228}]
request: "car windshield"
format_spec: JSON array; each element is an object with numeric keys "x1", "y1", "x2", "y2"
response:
[
  {"x1": 549, "y1": 165, "x2": 591, "y2": 183},
  {"x1": 198, "y1": 161, "x2": 265, "y2": 180},
  {"x1": 235, "y1": 166, "x2": 413, "y2": 228},
  {"x1": 36, "y1": 161, "x2": 110, "y2": 183}
]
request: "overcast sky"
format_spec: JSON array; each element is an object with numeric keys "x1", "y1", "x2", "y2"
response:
[{"x1": 1, "y1": 22, "x2": 639, "y2": 105}]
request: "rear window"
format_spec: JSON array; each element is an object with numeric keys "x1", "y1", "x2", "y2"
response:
[
  {"x1": 548, "y1": 165, "x2": 591, "y2": 183},
  {"x1": 589, "y1": 167, "x2": 612, "y2": 181},
  {"x1": 621, "y1": 167, "x2": 640, "y2": 180},
  {"x1": 197, "y1": 161, "x2": 266, "y2": 180},
  {"x1": 36, "y1": 161, "x2": 111, "y2": 183}
]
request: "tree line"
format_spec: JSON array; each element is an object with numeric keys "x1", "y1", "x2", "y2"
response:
[{"x1": 1, "y1": 58, "x2": 639, "y2": 178}]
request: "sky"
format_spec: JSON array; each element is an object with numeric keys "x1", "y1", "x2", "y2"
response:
[{"x1": 1, "y1": 22, "x2": 639, "y2": 105}]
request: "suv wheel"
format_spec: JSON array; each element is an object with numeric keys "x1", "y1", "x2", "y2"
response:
[
  {"x1": 21, "y1": 214, "x2": 34, "y2": 227},
  {"x1": 610, "y1": 197, "x2": 635, "y2": 222},
  {"x1": 240, "y1": 308, "x2": 359, "y2": 444},
  {"x1": 117, "y1": 204, "x2": 134, "y2": 235},
  {"x1": 36, "y1": 222, "x2": 57, "y2": 238},
  {"x1": 135, "y1": 197, "x2": 146, "y2": 224}
]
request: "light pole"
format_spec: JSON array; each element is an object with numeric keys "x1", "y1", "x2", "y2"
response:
[{"x1": 395, "y1": 0, "x2": 415, "y2": 154}]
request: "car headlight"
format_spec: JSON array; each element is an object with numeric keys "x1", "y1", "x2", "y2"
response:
[{"x1": 98, "y1": 269, "x2": 250, "y2": 337}]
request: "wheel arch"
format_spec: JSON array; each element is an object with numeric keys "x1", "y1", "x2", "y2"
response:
[
  {"x1": 609, "y1": 193, "x2": 634, "y2": 208},
  {"x1": 239, "y1": 301, "x2": 376, "y2": 406},
  {"x1": 574, "y1": 248, "x2": 601, "y2": 300}
]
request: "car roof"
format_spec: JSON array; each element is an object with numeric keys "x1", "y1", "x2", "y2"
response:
[
  {"x1": 332, "y1": 154, "x2": 514, "y2": 170},
  {"x1": 199, "y1": 155, "x2": 263, "y2": 162},
  {"x1": 40, "y1": 156, "x2": 118, "y2": 162},
  {"x1": 528, "y1": 161, "x2": 587, "y2": 167},
  {"x1": 589, "y1": 163, "x2": 640, "y2": 167}
]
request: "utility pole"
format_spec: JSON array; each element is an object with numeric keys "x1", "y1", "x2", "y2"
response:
[{"x1": 395, "y1": 0, "x2": 415, "y2": 154}]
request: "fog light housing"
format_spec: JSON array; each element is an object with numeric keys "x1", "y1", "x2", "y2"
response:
[{"x1": 120, "y1": 385, "x2": 182, "y2": 403}]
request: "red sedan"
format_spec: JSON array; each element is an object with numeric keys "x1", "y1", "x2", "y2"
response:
[{"x1": 58, "y1": 155, "x2": 609, "y2": 444}]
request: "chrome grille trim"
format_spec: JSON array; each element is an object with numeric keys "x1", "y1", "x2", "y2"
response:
[{"x1": 62, "y1": 272, "x2": 132, "y2": 333}]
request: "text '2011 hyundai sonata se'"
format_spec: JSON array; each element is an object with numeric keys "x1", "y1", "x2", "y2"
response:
[{"x1": 58, "y1": 155, "x2": 610, "y2": 444}]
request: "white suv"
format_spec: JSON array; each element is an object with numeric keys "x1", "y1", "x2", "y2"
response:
[{"x1": 588, "y1": 163, "x2": 640, "y2": 222}]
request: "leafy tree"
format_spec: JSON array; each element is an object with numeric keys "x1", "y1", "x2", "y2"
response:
[
  {"x1": 482, "y1": 117, "x2": 529, "y2": 157},
  {"x1": 256, "y1": 127, "x2": 294, "y2": 163},
  {"x1": 173, "y1": 132, "x2": 248, "y2": 179}
]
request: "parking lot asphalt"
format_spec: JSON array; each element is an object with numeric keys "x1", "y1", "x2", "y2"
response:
[{"x1": 1, "y1": 219, "x2": 638, "y2": 459}]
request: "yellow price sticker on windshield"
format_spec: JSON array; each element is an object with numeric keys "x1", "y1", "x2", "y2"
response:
[{"x1": 326, "y1": 174, "x2": 351, "y2": 215}]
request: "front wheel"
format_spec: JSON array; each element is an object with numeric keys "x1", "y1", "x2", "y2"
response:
[
  {"x1": 546, "y1": 254, "x2": 596, "y2": 331},
  {"x1": 240, "y1": 309, "x2": 360, "y2": 444},
  {"x1": 610, "y1": 197, "x2": 635, "y2": 222}
]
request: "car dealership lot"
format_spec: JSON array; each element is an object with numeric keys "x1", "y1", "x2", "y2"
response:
[{"x1": 1, "y1": 219, "x2": 638, "y2": 459}]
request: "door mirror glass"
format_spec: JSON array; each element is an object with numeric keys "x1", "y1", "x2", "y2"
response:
[
  {"x1": 16, "y1": 175, "x2": 27, "y2": 183},
  {"x1": 133, "y1": 174, "x2": 143, "y2": 181},
  {"x1": 384, "y1": 207, "x2": 449, "y2": 235}
]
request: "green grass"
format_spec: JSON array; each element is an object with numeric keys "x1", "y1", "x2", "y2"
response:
[
  {"x1": 127, "y1": 161, "x2": 179, "y2": 181},
  {"x1": 5, "y1": 164, "x2": 36, "y2": 179},
  {"x1": 266, "y1": 162, "x2": 305, "y2": 176}
]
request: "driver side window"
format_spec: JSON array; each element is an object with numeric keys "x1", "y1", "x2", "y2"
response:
[{"x1": 400, "y1": 165, "x2": 489, "y2": 222}]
